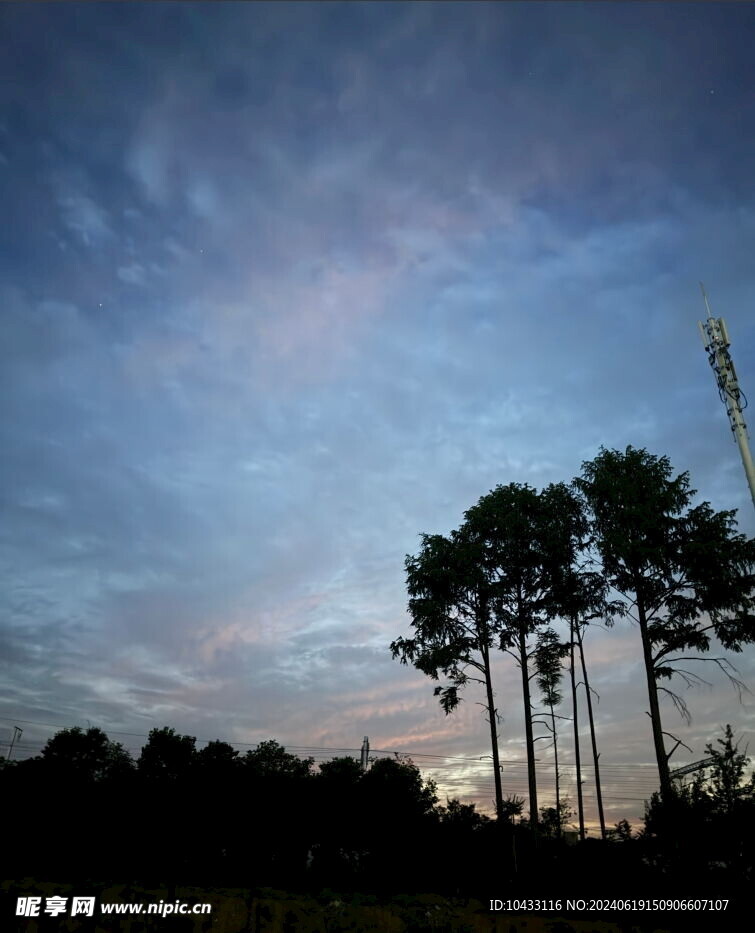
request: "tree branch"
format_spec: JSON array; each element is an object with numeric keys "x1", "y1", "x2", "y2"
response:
[
  {"x1": 658, "y1": 686, "x2": 692, "y2": 725},
  {"x1": 653, "y1": 626, "x2": 716, "y2": 664},
  {"x1": 655, "y1": 656, "x2": 750, "y2": 701},
  {"x1": 662, "y1": 731, "x2": 693, "y2": 761}
]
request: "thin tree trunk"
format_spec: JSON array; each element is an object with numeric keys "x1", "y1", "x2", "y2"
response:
[
  {"x1": 636, "y1": 598, "x2": 671, "y2": 798},
  {"x1": 518, "y1": 626, "x2": 538, "y2": 829},
  {"x1": 576, "y1": 622, "x2": 606, "y2": 839},
  {"x1": 569, "y1": 615, "x2": 585, "y2": 841},
  {"x1": 480, "y1": 637, "x2": 504, "y2": 820},
  {"x1": 550, "y1": 700, "x2": 561, "y2": 840}
]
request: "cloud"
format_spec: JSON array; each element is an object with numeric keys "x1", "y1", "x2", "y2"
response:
[
  {"x1": 116, "y1": 263, "x2": 147, "y2": 286},
  {"x1": 57, "y1": 192, "x2": 113, "y2": 245}
]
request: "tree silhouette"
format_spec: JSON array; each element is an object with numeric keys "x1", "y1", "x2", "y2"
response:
[
  {"x1": 138, "y1": 725, "x2": 197, "y2": 780},
  {"x1": 243, "y1": 738, "x2": 314, "y2": 778},
  {"x1": 642, "y1": 723, "x2": 754, "y2": 886},
  {"x1": 575, "y1": 446, "x2": 755, "y2": 798},
  {"x1": 391, "y1": 527, "x2": 505, "y2": 820},
  {"x1": 607, "y1": 818, "x2": 634, "y2": 842},
  {"x1": 536, "y1": 481, "x2": 622, "y2": 840},
  {"x1": 464, "y1": 482, "x2": 579, "y2": 829},
  {"x1": 311, "y1": 756, "x2": 365, "y2": 881},
  {"x1": 41, "y1": 725, "x2": 133, "y2": 782},
  {"x1": 196, "y1": 738, "x2": 239, "y2": 769},
  {"x1": 704, "y1": 723, "x2": 754, "y2": 817},
  {"x1": 539, "y1": 799, "x2": 574, "y2": 839},
  {"x1": 533, "y1": 627, "x2": 568, "y2": 838}
]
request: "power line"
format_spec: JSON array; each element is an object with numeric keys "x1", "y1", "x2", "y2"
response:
[{"x1": 0, "y1": 715, "x2": 670, "y2": 770}]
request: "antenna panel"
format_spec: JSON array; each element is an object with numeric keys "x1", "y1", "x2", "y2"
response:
[
  {"x1": 718, "y1": 317, "x2": 731, "y2": 347},
  {"x1": 697, "y1": 321, "x2": 709, "y2": 349}
]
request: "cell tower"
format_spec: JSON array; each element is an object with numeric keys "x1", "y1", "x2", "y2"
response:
[{"x1": 698, "y1": 283, "x2": 755, "y2": 512}]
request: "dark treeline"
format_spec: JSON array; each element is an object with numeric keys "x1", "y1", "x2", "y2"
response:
[{"x1": 1, "y1": 721, "x2": 754, "y2": 901}]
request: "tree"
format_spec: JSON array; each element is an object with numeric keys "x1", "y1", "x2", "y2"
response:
[
  {"x1": 359, "y1": 757, "x2": 440, "y2": 889},
  {"x1": 362, "y1": 756, "x2": 439, "y2": 819},
  {"x1": 533, "y1": 627, "x2": 568, "y2": 838},
  {"x1": 575, "y1": 446, "x2": 755, "y2": 799},
  {"x1": 464, "y1": 482, "x2": 580, "y2": 829},
  {"x1": 560, "y1": 565, "x2": 620, "y2": 842},
  {"x1": 607, "y1": 818, "x2": 634, "y2": 842},
  {"x1": 391, "y1": 528, "x2": 505, "y2": 820},
  {"x1": 573, "y1": 600, "x2": 611, "y2": 840},
  {"x1": 539, "y1": 800, "x2": 574, "y2": 840},
  {"x1": 318, "y1": 755, "x2": 364, "y2": 783},
  {"x1": 537, "y1": 481, "x2": 622, "y2": 841},
  {"x1": 438, "y1": 797, "x2": 490, "y2": 831},
  {"x1": 642, "y1": 724, "x2": 755, "y2": 885},
  {"x1": 196, "y1": 739, "x2": 239, "y2": 769},
  {"x1": 242, "y1": 739, "x2": 313, "y2": 779},
  {"x1": 138, "y1": 726, "x2": 196, "y2": 780},
  {"x1": 704, "y1": 723, "x2": 754, "y2": 817},
  {"x1": 314, "y1": 756, "x2": 365, "y2": 848},
  {"x1": 41, "y1": 726, "x2": 133, "y2": 782},
  {"x1": 500, "y1": 793, "x2": 525, "y2": 822},
  {"x1": 190, "y1": 740, "x2": 241, "y2": 876}
]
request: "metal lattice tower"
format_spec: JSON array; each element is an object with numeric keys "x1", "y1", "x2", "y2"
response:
[
  {"x1": 670, "y1": 756, "x2": 715, "y2": 780},
  {"x1": 698, "y1": 283, "x2": 755, "y2": 513}
]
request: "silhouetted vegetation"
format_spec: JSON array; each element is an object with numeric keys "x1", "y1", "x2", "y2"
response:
[
  {"x1": 393, "y1": 446, "x2": 754, "y2": 830},
  {"x1": 1, "y1": 722, "x2": 753, "y2": 909},
  {"x1": 575, "y1": 447, "x2": 755, "y2": 799},
  {"x1": 0, "y1": 729, "x2": 490, "y2": 895},
  {"x1": 2, "y1": 446, "x2": 753, "y2": 919}
]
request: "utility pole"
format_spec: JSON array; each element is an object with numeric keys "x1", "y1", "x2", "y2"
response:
[
  {"x1": 698, "y1": 282, "x2": 755, "y2": 513},
  {"x1": 360, "y1": 736, "x2": 370, "y2": 772}
]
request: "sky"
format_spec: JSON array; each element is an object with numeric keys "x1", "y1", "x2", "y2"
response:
[{"x1": 2, "y1": 1, "x2": 755, "y2": 829}]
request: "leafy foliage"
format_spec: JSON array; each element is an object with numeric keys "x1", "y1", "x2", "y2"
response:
[
  {"x1": 393, "y1": 529, "x2": 494, "y2": 714},
  {"x1": 704, "y1": 724, "x2": 755, "y2": 816},
  {"x1": 391, "y1": 526, "x2": 506, "y2": 818},
  {"x1": 138, "y1": 726, "x2": 197, "y2": 780},
  {"x1": 575, "y1": 445, "x2": 755, "y2": 793},
  {"x1": 41, "y1": 725, "x2": 133, "y2": 782},
  {"x1": 538, "y1": 800, "x2": 574, "y2": 839},
  {"x1": 533, "y1": 627, "x2": 567, "y2": 708}
]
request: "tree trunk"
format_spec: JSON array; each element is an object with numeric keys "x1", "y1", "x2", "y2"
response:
[
  {"x1": 518, "y1": 626, "x2": 538, "y2": 829},
  {"x1": 636, "y1": 598, "x2": 671, "y2": 798},
  {"x1": 480, "y1": 637, "x2": 504, "y2": 820},
  {"x1": 569, "y1": 615, "x2": 585, "y2": 840},
  {"x1": 576, "y1": 622, "x2": 606, "y2": 839},
  {"x1": 550, "y1": 700, "x2": 561, "y2": 840}
]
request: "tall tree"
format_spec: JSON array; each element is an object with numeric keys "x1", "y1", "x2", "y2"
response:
[
  {"x1": 568, "y1": 615, "x2": 585, "y2": 840},
  {"x1": 533, "y1": 627, "x2": 568, "y2": 838},
  {"x1": 537, "y1": 481, "x2": 622, "y2": 840},
  {"x1": 559, "y1": 565, "x2": 620, "y2": 841},
  {"x1": 574, "y1": 604, "x2": 610, "y2": 839},
  {"x1": 391, "y1": 528, "x2": 505, "y2": 820},
  {"x1": 575, "y1": 446, "x2": 755, "y2": 799},
  {"x1": 463, "y1": 482, "x2": 570, "y2": 829}
]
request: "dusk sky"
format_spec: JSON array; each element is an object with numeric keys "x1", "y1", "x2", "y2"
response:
[{"x1": 2, "y1": 1, "x2": 754, "y2": 829}]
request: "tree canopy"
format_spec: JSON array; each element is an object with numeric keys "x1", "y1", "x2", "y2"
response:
[{"x1": 575, "y1": 445, "x2": 755, "y2": 796}]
